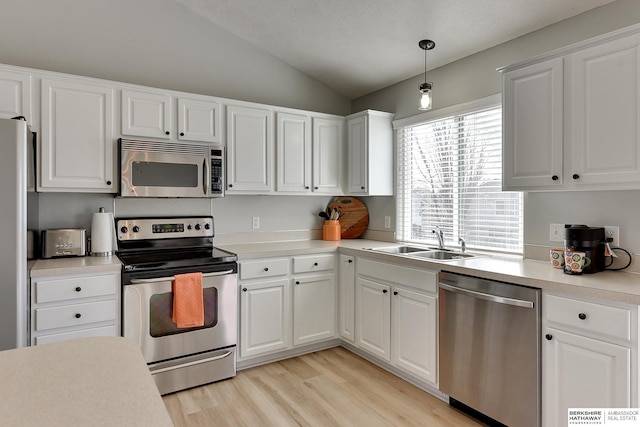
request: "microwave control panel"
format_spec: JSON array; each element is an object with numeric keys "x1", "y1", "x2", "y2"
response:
[{"x1": 211, "y1": 149, "x2": 224, "y2": 196}]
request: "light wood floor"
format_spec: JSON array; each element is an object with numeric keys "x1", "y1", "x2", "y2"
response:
[{"x1": 163, "y1": 346, "x2": 484, "y2": 427}]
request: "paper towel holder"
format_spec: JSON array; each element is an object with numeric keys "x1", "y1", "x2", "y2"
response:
[{"x1": 90, "y1": 207, "x2": 114, "y2": 257}]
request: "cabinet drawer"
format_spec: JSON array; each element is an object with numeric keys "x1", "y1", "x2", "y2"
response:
[
  {"x1": 240, "y1": 258, "x2": 290, "y2": 280},
  {"x1": 35, "y1": 299, "x2": 117, "y2": 331},
  {"x1": 357, "y1": 258, "x2": 437, "y2": 293},
  {"x1": 35, "y1": 274, "x2": 118, "y2": 304},
  {"x1": 35, "y1": 324, "x2": 118, "y2": 346},
  {"x1": 545, "y1": 293, "x2": 631, "y2": 341},
  {"x1": 293, "y1": 254, "x2": 335, "y2": 273}
]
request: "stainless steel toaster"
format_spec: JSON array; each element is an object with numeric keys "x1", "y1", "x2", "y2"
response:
[{"x1": 41, "y1": 229, "x2": 86, "y2": 258}]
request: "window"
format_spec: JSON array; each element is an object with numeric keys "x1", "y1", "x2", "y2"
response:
[{"x1": 395, "y1": 96, "x2": 523, "y2": 254}]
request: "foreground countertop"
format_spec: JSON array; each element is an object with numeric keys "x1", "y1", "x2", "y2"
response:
[
  {"x1": 220, "y1": 239, "x2": 640, "y2": 305},
  {"x1": 0, "y1": 336, "x2": 173, "y2": 427}
]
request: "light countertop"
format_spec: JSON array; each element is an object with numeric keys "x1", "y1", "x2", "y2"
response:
[
  {"x1": 220, "y1": 239, "x2": 640, "y2": 305},
  {"x1": 0, "y1": 336, "x2": 173, "y2": 427},
  {"x1": 30, "y1": 255, "x2": 122, "y2": 277}
]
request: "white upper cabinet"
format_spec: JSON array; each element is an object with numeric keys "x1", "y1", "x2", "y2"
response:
[
  {"x1": 226, "y1": 104, "x2": 273, "y2": 193},
  {"x1": 502, "y1": 58, "x2": 564, "y2": 190},
  {"x1": 177, "y1": 97, "x2": 222, "y2": 144},
  {"x1": 569, "y1": 33, "x2": 640, "y2": 188},
  {"x1": 502, "y1": 27, "x2": 640, "y2": 191},
  {"x1": 0, "y1": 69, "x2": 32, "y2": 124},
  {"x1": 346, "y1": 110, "x2": 393, "y2": 196},
  {"x1": 121, "y1": 89, "x2": 172, "y2": 139},
  {"x1": 40, "y1": 78, "x2": 116, "y2": 192},
  {"x1": 312, "y1": 116, "x2": 344, "y2": 195},
  {"x1": 277, "y1": 112, "x2": 312, "y2": 193}
]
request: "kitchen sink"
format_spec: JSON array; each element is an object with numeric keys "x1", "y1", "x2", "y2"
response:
[
  {"x1": 409, "y1": 250, "x2": 475, "y2": 260},
  {"x1": 370, "y1": 246, "x2": 430, "y2": 254}
]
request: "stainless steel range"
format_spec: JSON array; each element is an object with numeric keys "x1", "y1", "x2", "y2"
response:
[{"x1": 116, "y1": 216, "x2": 238, "y2": 395}]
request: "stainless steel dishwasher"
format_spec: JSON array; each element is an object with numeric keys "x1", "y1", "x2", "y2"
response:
[{"x1": 439, "y1": 271, "x2": 541, "y2": 427}]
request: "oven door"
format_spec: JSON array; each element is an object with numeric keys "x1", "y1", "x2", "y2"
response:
[
  {"x1": 119, "y1": 139, "x2": 211, "y2": 198},
  {"x1": 123, "y1": 269, "x2": 237, "y2": 364}
]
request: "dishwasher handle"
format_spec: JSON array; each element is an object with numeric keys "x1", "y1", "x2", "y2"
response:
[{"x1": 439, "y1": 282, "x2": 534, "y2": 309}]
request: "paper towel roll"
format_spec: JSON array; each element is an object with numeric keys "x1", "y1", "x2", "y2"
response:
[{"x1": 91, "y1": 208, "x2": 114, "y2": 256}]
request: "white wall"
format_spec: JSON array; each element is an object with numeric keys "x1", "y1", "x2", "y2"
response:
[
  {"x1": 352, "y1": 0, "x2": 640, "y2": 253},
  {"x1": 1, "y1": 0, "x2": 349, "y2": 115}
]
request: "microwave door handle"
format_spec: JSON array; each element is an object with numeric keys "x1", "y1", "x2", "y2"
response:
[
  {"x1": 129, "y1": 270, "x2": 235, "y2": 284},
  {"x1": 203, "y1": 157, "x2": 209, "y2": 196}
]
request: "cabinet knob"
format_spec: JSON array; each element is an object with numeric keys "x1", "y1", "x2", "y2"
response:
[
  {"x1": 180, "y1": 132, "x2": 184, "y2": 136},
  {"x1": 551, "y1": 175, "x2": 558, "y2": 181},
  {"x1": 165, "y1": 131, "x2": 170, "y2": 135},
  {"x1": 314, "y1": 186, "x2": 319, "y2": 190},
  {"x1": 313, "y1": 262, "x2": 318, "y2": 267},
  {"x1": 228, "y1": 184, "x2": 233, "y2": 188},
  {"x1": 348, "y1": 259, "x2": 353, "y2": 263},
  {"x1": 361, "y1": 186, "x2": 365, "y2": 190},
  {"x1": 305, "y1": 186, "x2": 310, "y2": 189},
  {"x1": 295, "y1": 281, "x2": 300, "y2": 285},
  {"x1": 106, "y1": 180, "x2": 112, "y2": 186},
  {"x1": 75, "y1": 313, "x2": 82, "y2": 319},
  {"x1": 393, "y1": 291, "x2": 398, "y2": 296},
  {"x1": 242, "y1": 288, "x2": 247, "y2": 292},
  {"x1": 75, "y1": 286, "x2": 82, "y2": 292},
  {"x1": 578, "y1": 313, "x2": 587, "y2": 320},
  {"x1": 264, "y1": 267, "x2": 269, "y2": 272},
  {"x1": 382, "y1": 289, "x2": 388, "y2": 294},
  {"x1": 572, "y1": 173, "x2": 580, "y2": 180},
  {"x1": 545, "y1": 334, "x2": 553, "y2": 341}
]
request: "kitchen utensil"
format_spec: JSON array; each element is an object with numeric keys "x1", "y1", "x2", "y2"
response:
[
  {"x1": 327, "y1": 197, "x2": 369, "y2": 239},
  {"x1": 319, "y1": 212, "x2": 329, "y2": 219}
]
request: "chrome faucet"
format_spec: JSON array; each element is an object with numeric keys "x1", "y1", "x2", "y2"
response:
[
  {"x1": 458, "y1": 237, "x2": 466, "y2": 253},
  {"x1": 432, "y1": 226, "x2": 445, "y2": 249}
]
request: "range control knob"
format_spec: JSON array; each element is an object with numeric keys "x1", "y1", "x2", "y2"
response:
[
  {"x1": 120, "y1": 226, "x2": 128, "y2": 234},
  {"x1": 187, "y1": 224, "x2": 192, "y2": 230},
  {"x1": 195, "y1": 224, "x2": 201, "y2": 230},
  {"x1": 204, "y1": 223, "x2": 211, "y2": 230},
  {"x1": 132, "y1": 226, "x2": 140, "y2": 233}
]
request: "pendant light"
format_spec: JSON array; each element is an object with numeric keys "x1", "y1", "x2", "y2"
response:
[{"x1": 418, "y1": 39, "x2": 435, "y2": 111}]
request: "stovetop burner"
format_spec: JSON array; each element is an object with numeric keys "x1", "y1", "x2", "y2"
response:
[{"x1": 118, "y1": 247, "x2": 237, "y2": 272}]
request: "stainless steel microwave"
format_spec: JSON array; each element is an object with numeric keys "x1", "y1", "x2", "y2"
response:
[{"x1": 119, "y1": 138, "x2": 224, "y2": 198}]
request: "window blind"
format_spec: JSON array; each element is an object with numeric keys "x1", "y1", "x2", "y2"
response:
[{"x1": 396, "y1": 103, "x2": 523, "y2": 253}]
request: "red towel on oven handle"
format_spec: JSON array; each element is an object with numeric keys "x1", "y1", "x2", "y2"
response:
[{"x1": 172, "y1": 272, "x2": 205, "y2": 328}]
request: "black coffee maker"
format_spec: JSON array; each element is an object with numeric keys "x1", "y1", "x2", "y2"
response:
[{"x1": 564, "y1": 225, "x2": 606, "y2": 274}]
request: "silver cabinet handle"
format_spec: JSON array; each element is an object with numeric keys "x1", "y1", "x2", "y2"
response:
[
  {"x1": 439, "y1": 282, "x2": 534, "y2": 309},
  {"x1": 130, "y1": 270, "x2": 234, "y2": 284},
  {"x1": 151, "y1": 351, "x2": 233, "y2": 375}
]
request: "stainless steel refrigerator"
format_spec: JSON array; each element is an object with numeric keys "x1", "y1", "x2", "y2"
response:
[{"x1": 0, "y1": 117, "x2": 37, "y2": 350}]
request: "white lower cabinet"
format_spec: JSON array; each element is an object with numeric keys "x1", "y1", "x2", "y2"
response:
[
  {"x1": 355, "y1": 257, "x2": 438, "y2": 385},
  {"x1": 30, "y1": 272, "x2": 120, "y2": 345},
  {"x1": 543, "y1": 292, "x2": 638, "y2": 426},
  {"x1": 240, "y1": 278, "x2": 291, "y2": 359},
  {"x1": 238, "y1": 254, "x2": 336, "y2": 361}
]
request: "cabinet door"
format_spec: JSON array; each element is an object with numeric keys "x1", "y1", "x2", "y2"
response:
[
  {"x1": 226, "y1": 105, "x2": 273, "y2": 193},
  {"x1": 0, "y1": 70, "x2": 32, "y2": 123},
  {"x1": 347, "y1": 115, "x2": 367, "y2": 194},
  {"x1": 356, "y1": 277, "x2": 390, "y2": 361},
  {"x1": 338, "y1": 255, "x2": 355, "y2": 342},
  {"x1": 502, "y1": 57, "x2": 564, "y2": 190},
  {"x1": 121, "y1": 89, "x2": 172, "y2": 139},
  {"x1": 570, "y1": 33, "x2": 640, "y2": 187},
  {"x1": 177, "y1": 97, "x2": 222, "y2": 143},
  {"x1": 312, "y1": 117, "x2": 344, "y2": 194},
  {"x1": 240, "y1": 279, "x2": 290, "y2": 358},
  {"x1": 292, "y1": 273, "x2": 336, "y2": 346},
  {"x1": 277, "y1": 112, "x2": 312, "y2": 193},
  {"x1": 391, "y1": 287, "x2": 437, "y2": 384},
  {"x1": 543, "y1": 327, "x2": 631, "y2": 426},
  {"x1": 40, "y1": 79, "x2": 115, "y2": 192}
]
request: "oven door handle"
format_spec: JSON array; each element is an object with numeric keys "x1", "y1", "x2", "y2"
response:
[
  {"x1": 150, "y1": 350, "x2": 234, "y2": 375},
  {"x1": 130, "y1": 270, "x2": 235, "y2": 284}
]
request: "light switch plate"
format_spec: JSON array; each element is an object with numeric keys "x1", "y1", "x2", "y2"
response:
[
  {"x1": 252, "y1": 216, "x2": 260, "y2": 229},
  {"x1": 549, "y1": 223, "x2": 565, "y2": 242},
  {"x1": 384, "y1": 216, "x2": 391, "y2": 229}
]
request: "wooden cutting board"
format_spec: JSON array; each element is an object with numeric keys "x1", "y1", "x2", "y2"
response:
[{"x1": 327, "y1": 197, "x2": 369, "y2": 239}]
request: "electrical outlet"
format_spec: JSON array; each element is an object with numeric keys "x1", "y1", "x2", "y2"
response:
[
  {"x1": 549, "y1": 223, "x2": 564, "y2": 242},
  {"x1": 604, "y1": 225, "x2": 619, "y2": 247},
  {"x1": 384, "y1": 216, "x2": 391, "y2": 229},
  {"x1": 252, "y1": 216, "x2": 260, "y2": 230}
]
